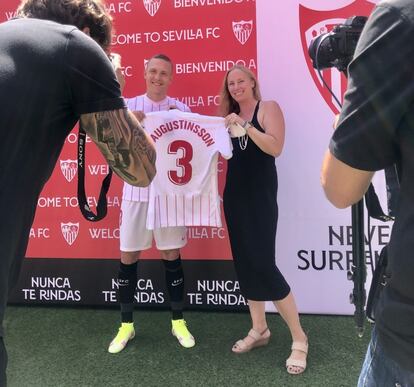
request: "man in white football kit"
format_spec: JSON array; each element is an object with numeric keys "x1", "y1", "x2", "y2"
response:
[{"x1": 108, "y1": 54, "x2": 194, "y2": 353}]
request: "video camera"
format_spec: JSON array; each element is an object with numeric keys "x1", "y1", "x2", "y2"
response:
[{"x1": 308, "y1": 16, "x2": 367, "y2": 72}]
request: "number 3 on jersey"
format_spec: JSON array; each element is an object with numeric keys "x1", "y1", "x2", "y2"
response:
[{"x1": 168, "y1": 140, "x2": 193, "y2": 185}]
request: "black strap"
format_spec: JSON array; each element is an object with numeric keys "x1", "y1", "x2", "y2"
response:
[
  {"x1": 364, "y1": 184, "x2": 394, "y2": 222},
  {"x1": 364, "y1": 165, "x2": 400, "y2": 222},
  {"x1": 366, "y1": 244, "x2": 389, "y2": 323},
  {"x1": 384, "y1": 165, "x2": 400, "y2": 217},
  {"x1": 77, "y1": 123, "x2": 112, "y2": 221}
]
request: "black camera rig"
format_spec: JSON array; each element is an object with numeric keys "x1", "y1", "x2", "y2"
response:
[
  {"x1": 307, "y1": 16, "x2": 398, "y2": 336},
  {"x1": 308, "y1": 16, "x2": 367, "y2": 72}
]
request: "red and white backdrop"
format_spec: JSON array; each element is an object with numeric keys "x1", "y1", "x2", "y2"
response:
[{"x1": 1, "y1": 0, "x2": 390, "y2": 314}]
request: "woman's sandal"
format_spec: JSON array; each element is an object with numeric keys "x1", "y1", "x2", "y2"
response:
[
  {"x1": 232, "y1": 328, "x2": 271, "y2": 354},
  {"x1": 286, "y1": 340, "x2": 308, "y2": 375}
]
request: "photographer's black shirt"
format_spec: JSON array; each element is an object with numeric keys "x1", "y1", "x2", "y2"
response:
[
  {"x1": 0, "y1": 18, "x2": 125, "y2": 335},
  {"x1": 330, "y1": 0, "x2": 414, "y2": 372}
]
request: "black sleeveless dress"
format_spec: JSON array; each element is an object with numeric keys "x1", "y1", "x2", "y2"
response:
[{"x1": 223, "y1": 102, "x2": 290, "y2": 301}]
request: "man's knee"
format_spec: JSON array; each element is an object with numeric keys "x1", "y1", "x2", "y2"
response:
[
  {"x1": 160, "y1": 249, "x2": 180, "y2": 261},
  {"x1": 120, "y1": 251, "x2": 140, "y2": 264}
]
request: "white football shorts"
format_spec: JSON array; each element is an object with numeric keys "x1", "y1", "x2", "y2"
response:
[{"x1": 119, "y1": 200, "x2": 187, "y2": 251}]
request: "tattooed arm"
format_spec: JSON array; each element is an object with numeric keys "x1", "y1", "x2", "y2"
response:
[{"x1": 80, "y1": 108, "x2": 156, "y2": 187}]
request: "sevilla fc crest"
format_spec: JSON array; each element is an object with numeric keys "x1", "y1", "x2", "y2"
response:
[
  {"x1": 299, "y1": 1, "x2": 375, "y2": 114},
  {"x1": 143, "y1": 0, "x2": 161, "y2": 17},
  {"x1": 60, "y1": 159, "x2": 78, "y2": 182},
  {"x1": 232, "y1": 20, "x2": 253, "y2": 45},
  {"x1": 61, "y1": 222, "x2": 79, "y2": 246}
]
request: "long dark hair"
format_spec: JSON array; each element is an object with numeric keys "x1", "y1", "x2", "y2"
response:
[{"x1": 17, "y1": 0, "x2": 113, "y2": 51}]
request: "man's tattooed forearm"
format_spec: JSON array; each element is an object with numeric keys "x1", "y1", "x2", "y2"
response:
[
  {"x1": 95, "y1": 112, "x2": 137, "y2": 181},
  {"x1": 124, "y1": 111, "x2": 156, "y2": 164},
  {"x1": 81, "y1": 109, "x2": 156, "y2": 186}
]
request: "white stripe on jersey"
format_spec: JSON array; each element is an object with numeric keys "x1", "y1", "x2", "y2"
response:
[
  {"x1": 122, "y1": 94, "x2": 191, "y2": 202},
  {"x1": 143, "y1": 110, "x2": 233, "y2": 229}
]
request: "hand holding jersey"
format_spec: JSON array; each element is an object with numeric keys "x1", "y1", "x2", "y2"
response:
[
  {"x1": 227, "y1": 122, "x2": 245, "y2": 138},
  {"x1": 131, "y1": 110, "x2": 146, "y2": 122}
]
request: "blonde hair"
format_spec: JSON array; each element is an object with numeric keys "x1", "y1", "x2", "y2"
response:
[
  {"x1": 146, "y1": 53, "x2": 173, "y2": 73},
  {"x1": 218, "y1": 65, "x2": 261, "y2": 116},
  {"x1": 17, "y1": 0, "x2": 113, "y2": 51}
]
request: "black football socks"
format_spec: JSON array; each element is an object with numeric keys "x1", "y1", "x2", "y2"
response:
[
  {"x1": 118, "y1": 261, "x2": 137, "y2": 323},
  {"x1": 163, "y1": 256, "x2": 184, "y2": 320}
]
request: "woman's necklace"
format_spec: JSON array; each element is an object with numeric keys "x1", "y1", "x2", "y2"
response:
[
  {"x1": 238, "y1": 106, "x2": 255, "y2": 151},
  {"x1": 238, "y1": 133, "x2": 248, "y2": 150}
]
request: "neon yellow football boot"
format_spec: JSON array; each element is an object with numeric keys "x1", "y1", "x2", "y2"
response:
[
  {"x1": 171, "y1": 319, "x2": 195, "y2": 348},
  {"x1": 108, "y1": 322, "x2": 135, "y2": 353}
]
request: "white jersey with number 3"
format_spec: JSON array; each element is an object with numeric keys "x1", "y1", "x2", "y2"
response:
[
  {"x1": 144, "y1": 110, "x2": 233, "y2": 229},
  {"x1": 122, "y1": 94, "x2": 191, "y2": 202}
]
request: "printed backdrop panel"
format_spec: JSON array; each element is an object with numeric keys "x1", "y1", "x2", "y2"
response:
[
  {"x1": 8, "y1": 259, "x2": 249, "y2": 310},
  {"x1": 256, "y1": 0, "x2": 389, "y2": 315},
  {"x1": 0, "y1": 0, "x2": 257, "y2": 260},
  {"x1": 2, "y1": 0, "x2": 392, "y2": 315}
]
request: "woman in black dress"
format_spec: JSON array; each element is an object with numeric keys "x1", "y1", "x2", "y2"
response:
[{"x1": 219, "y1": 65, "x2": 308, "y2": 374}]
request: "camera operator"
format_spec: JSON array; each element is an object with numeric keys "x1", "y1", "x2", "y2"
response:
[
  {"x1": 0, "y1": 1, "x2": 156, "y2": 385},
  {"x1": 321, "y1": 1, "x2": 414, "y2": 385}
]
